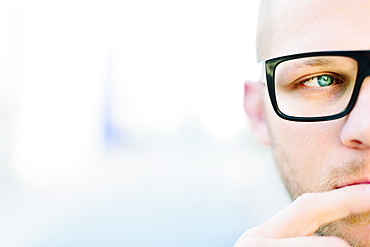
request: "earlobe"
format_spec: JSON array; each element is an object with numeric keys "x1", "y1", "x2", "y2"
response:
[{"x1": 244, "y1": 80, "x2": 271, "y2": 146}]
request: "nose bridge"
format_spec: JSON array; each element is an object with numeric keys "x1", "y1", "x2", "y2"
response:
[
  {"x1": 340, "y1": 69, "x2": 370, "y2": 149},
  {"x1": 347, "y1": 74, "x2": 370, "y2": 123},
  {"x1": 353, "y1": 75, "x2": 370, "y2": 108},
  {"x1": 359, "y1": 76, "x2": 370, "y2": 94}
]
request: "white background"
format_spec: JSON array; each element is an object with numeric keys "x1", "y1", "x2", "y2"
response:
[{"x1": 0, "y1": 1, "x2": 290, "y2": 246}]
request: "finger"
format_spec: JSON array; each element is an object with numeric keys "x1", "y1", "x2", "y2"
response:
[
  {"x1": 247, "y1": 184, "x2": 370, "y2": 238},
  {"x1": 234, "y1": 236, "x2": 350, "y2": 247}
]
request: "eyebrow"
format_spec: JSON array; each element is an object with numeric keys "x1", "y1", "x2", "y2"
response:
[
  {"x1": 277, "y1": 57, "x2": 338, "y2": 72},
  {"x1": 301, "y1": 58, "x2": 337, "y2": 67}
]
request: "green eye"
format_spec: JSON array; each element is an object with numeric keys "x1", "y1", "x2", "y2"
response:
[
  {"x1": 317, "y1": 75, "x2": 334, "y2": 87},
  {"x1": 303, "y1": 75, "x2": 336, "y2": 87}
]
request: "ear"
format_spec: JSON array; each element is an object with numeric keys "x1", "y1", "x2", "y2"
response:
[{"x1": 244, "y1": 80, "x2": 271, "y2": 146}]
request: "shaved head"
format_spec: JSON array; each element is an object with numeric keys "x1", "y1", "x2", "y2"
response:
[
  {"x1": 256, "y1": 0, "x2": 272, "y2": 61},
  {"x1": 256, "y1": 0, "x2": 370, "y2": 61}
]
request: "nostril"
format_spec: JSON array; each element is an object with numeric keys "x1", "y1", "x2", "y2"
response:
[{"x1": 350, "y1": 140, "x2": 363, "y2": 148}]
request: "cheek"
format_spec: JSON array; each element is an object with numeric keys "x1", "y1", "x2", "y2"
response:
[{"x1": 264, "y1": 100, "x2": 343, "y2": 195}]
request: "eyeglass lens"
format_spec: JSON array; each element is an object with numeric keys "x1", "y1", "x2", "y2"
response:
[{"x1": 274, "y1": 56, "x2": 358, "y2": 118}]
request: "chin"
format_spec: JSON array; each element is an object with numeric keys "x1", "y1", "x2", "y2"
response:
[{"x1": 317, "y1": 214, "x2": 370, "y2": 247}]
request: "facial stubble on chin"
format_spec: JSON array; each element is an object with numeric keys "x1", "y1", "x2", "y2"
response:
[
  {"x1": 271, "y1": 137, "x2": 370, "y2": 247},
  {"x1": 317, "y1": 160, "x2": 370, "y2": 247}
]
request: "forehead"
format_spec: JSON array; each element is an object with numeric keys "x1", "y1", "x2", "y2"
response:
[{"x1": 264, "y1": 0, "x2": 370, "y2": 60}]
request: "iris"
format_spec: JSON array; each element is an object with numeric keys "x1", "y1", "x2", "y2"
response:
[{"x1": 317, "y1": 75, "x2": 334, "y2": 87}]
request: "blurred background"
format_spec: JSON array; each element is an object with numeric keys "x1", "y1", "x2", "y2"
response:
[{"x1": 1, "y1": 0, "x2": 291, "y2": 246}]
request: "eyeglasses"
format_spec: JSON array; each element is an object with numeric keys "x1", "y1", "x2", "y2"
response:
[{"x1": 260, "y1": 50, "x2": 370, "y2": 122}]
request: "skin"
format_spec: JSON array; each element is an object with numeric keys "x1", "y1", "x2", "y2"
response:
[{"x1": 238, "y1": 0, "x2": 370, "y2": 246}]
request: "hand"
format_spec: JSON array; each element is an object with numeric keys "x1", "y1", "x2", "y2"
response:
[{"x1": 234, "y1": 184, "x2": 370, "y2": 247}]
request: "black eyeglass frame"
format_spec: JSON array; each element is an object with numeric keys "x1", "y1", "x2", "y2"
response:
[{"x1": 261, "y1": 50, "x2": 370, "y2": 122}]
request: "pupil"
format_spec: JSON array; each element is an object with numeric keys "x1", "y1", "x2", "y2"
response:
[{"x1": 317, "y1": 75, "x2": 334, "y2": 87}]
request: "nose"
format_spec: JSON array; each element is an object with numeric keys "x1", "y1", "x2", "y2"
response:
[{"x1": 340, "y1": 76, "x2": 370, "y2": 148}]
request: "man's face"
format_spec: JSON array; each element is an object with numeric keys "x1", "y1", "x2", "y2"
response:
[{"x1": 255, "y1": 0, "x2": 370, "y2": 246}]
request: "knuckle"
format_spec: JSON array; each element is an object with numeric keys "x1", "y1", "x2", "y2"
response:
[
  {"x1": 293, "y1": 193, "x2": 318, "y2": 211},
  {"x1": 292, "y1": 193, "x2": 322, "y2": 229}
]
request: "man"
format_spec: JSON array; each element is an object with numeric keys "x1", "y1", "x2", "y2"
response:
[{"x1": 236, "y1": 0, "x2": 370, "y2": 246}]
